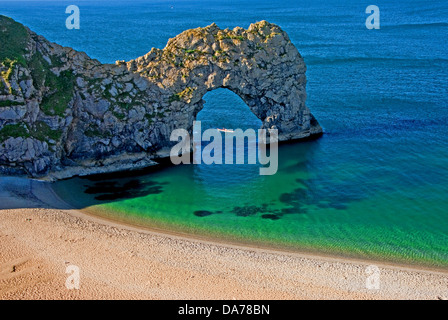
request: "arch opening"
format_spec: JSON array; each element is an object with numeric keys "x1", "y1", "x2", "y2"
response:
[
  {"x1": 196, "y1": 88, "x2": 262, "y2": 131},
  {"x1": 192, "y1": 89, "x2": 264, "y2": 192},
  {"x1": 192, "y1": 88, "x2": 264, "y2": 168}
]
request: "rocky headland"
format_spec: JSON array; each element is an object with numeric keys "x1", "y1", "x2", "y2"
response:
[{"x1": 0, "y1": 16, "x2": 322, "y2": 180}]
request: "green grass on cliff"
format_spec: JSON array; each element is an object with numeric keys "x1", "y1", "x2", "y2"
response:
[
  {"x1": 1, "y1": 15, "x2": 75, "y2": 117},
  {"x1": 214, "y1": 34, "x2": 245, "y2": 41},
  {"x1": 0, "y1": 16, "x2": 29, "y2": 66},
  {"x1": 0, "y1": 100, "x2": 24, "y2": 107},
  {"x1": 168, "y1": 87, "x2": 195, "y2": 103},
  {"x1": 33, "y1": 121, "x2": 62, "y2": 141},
  {"x1": 28, "y1": 52, "x2": 75, "y2": 116},
  {"x1": 40, "y1": 69, "x2": 75, "y2": 116},
  {"x1": 0, "y1": 121, "x2": 62, "y2": 142},
  {"x1": 0, "y1": 16, "x2": 29, "y2": 93},
  {"x1": 0, "y1": 123, "x2": 29, "y2": 141}
]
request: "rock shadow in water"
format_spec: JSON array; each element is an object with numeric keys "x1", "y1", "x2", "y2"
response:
[
  {"x1": 278, "y1": 176, "x2": 372, "y2": 214},
  {"x1": 193, "y1": 203, "x2": 283, "y2": 220},
  {"x1": 261, "y1": 214, "x2": 280, "y2": 220},
  {"x1": 193, "y1": 210, "x2": 215, "y2": 217},
  {"x1": 84, "y1": 179, "x2": 166, "y2": 201}
]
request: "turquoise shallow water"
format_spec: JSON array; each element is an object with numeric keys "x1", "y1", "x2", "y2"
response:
[{"x1": 2, "y1": 0, "x2": 448, "y2": 267}]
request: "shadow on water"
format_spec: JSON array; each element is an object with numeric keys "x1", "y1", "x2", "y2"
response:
[
  {"x1": 83, "y1": 179, "x2": 165, "y2": 201},
  {"x1": 0, "y1": 158, "x2": 174, "y2": 211},
  {"x1": 49, "y1": 158, "x2": 174, "y2": 209},
  {"x1": 0, "y1": 133, "x2": 375, "y2": 224}
]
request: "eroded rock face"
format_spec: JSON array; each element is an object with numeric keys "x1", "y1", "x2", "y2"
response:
[{"x1": 0, "y1": 16, "x2": 322, "y2": 180}]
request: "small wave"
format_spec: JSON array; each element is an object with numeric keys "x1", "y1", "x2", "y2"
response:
[
  {"x1": 305, "y1": 56, "x2": 448, "y2": 65},
  {"x1": 323, "y1": 116, "x2": 448, "y2": 139},
  {"x1": 386, "y1": 22, "x2": 448, "y2": 29}
]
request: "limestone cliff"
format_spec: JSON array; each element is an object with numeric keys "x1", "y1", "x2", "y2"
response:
[{"x1": 0, "y1": 15, "x2": 322, "y2": 180}]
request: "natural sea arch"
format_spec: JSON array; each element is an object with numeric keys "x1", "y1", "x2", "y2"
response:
[
  {"x1": 0, "y1": 17, "x2": 322, "y2": 179},
  {"x1": 128, "y1": 20, "x2": 323, "y2": 149}
]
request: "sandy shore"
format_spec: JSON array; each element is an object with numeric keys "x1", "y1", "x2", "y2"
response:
[{"x1": 0, "y1": 177, "x2": 447, "y2": 300}]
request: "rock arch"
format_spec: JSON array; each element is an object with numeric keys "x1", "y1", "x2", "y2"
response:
[
  {"x1": 127, "y1": 20, "x2": 322, "y2": 142},
  {"x1": 0, "y1": 16, "x2": 322, "y2": 179}
]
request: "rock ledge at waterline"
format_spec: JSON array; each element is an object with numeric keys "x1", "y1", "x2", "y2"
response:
[{"x1": 0, "y1": 15, "x2": 322, "y2": 180}]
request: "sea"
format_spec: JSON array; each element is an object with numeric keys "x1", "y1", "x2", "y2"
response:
[{"x1": 1, "y1": 0, "x2": 447, "y2": 268}]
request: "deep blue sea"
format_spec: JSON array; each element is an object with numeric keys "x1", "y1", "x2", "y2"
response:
[{"x1": 1, "y1": 0, "x2": 448, "y2": 267}]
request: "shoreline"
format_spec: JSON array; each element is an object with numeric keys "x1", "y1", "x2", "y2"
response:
[
  {"x1": 1, "y1": 176, "x2": 448, "y2": 299},
  {"x1": 53, "y1": 178, "x2": 448, "y2": 274},
  {"x1": 80, "y1": 205, "x2": 448, "y2": 275}
]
